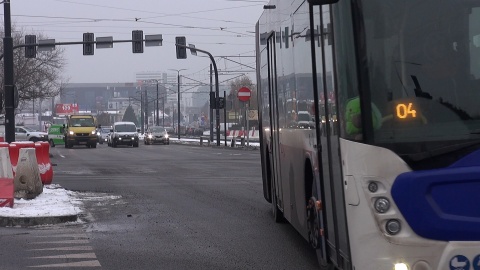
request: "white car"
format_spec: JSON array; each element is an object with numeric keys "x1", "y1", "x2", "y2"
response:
[
  {"x1": 108, "y1": 122, "x2": 140, "y2": 148},
  {"x1": 15, "y1": 126, "x2": 49, "y2": 142}
]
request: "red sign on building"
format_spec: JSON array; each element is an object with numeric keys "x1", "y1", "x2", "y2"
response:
[{"x1": 55, "y1": 103, "x2": 79, "y2": 115}]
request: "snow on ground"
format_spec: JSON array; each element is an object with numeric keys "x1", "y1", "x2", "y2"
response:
[{"x1": 0, "y1": 184, "x2": 81, "y2": 218}]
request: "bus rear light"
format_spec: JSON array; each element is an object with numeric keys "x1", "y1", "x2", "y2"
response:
[
  {"x1": 386, "y1": 219, "x2": 401, "y2": 235},
  {"x1": 374, "y1": 197, "x2": 390, "y2": 213}
]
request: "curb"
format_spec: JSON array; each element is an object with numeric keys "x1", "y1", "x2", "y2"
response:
[
  {"x1": 171, "y1": 140, "x2": 259, "y2": 151},
  {"x1": 0, "y1": 214, "x2": 78, "y2": 227}
]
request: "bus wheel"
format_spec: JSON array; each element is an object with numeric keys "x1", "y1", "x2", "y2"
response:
[
  {"x1": 308, "y1": 184, "x2": 335, "y2": 270},
  {"x1": 307, "y1": 195, "x2": 321, "y2": 249}
]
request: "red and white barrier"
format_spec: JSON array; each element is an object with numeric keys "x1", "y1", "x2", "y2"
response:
[
  {"x1": 0, "y1": 140, "x2": 54, "y2": 206},
  {"x1": 0, "y1": 178, "x2": 14, "y2": 207},
  {"x1": 226, "y1": 130, "x2": 260, "y2": 141},
  {"x1": 0, "y1": 147, "x2": 14, "y2": 208},
  {"x1": 0, "y1": 141, "x2": 53, "y2": 185},
  {"x1": 35, "y1": 142, "x2": 53, "y2": 185}
]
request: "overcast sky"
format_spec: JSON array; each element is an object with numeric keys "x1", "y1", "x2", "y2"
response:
[{"x1": 9, "y1": 0, "x2": 265, "y2": 86}]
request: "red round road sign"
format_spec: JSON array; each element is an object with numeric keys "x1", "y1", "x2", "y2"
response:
[{"x1": 237, "y1": 87, "x2": 252, "y2": 102}]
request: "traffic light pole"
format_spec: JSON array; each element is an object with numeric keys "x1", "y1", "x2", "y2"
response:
[
  {"x1": 209, "y1": 64, "x2": 214, "y2": 142},
  {"x1": 175, "y1": 44, "x2": 220, "y2": 146},
  {"x1": 3, "y1": 1, "x2": 15, "y2": 143}
]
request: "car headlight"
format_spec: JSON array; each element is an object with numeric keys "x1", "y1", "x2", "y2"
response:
[
  {"x1": 131, "y1": 137, "x2": 135, "y2": 140},
  {"x1": 91, "y1": 130, "x2": 97, "y2": 135},
  {"x1": 69, "y1": 131, "x2": 74, "y2": 135}
]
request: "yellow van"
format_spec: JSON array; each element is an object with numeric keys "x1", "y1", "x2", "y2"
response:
[{"x1": 64, "y1": 114, "x2": 98, "y2": 148}]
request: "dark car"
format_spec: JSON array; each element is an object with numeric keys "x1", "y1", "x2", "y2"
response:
[{"x1": 144, "y1": 126, "x2": 170, "y2": 145}]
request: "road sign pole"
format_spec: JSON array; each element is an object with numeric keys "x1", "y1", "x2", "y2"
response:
[{"x1": 247, "y1": 102, "x2": 250, "y2": 147}]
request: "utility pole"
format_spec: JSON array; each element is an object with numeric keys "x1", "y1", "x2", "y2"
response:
[
  {"x1": 3, "y1": 0, "x2": 15, "y2": 142},
  {"x1": 162, "y1": 93, "x2": 165, "y2": 126},
  {"x1": 177, "y1": 75, "x2": 180, "y2": 140},
  {"x1": 144, "y1": 87, "x2": 148, "y2": 130},
  {"x1": 140, "y1": 90, "x2": 144, "y2": 134},
  {"x1": 156, "y1": 81, "x2": 159, "y2": 126},
  {"x1": 169, "y1": 69, "x2": 186, "y2": 140}
]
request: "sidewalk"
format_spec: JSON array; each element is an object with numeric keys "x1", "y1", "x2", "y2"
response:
[{"x1": 0, "y1": 184, "x2": 80, "y2": 227}]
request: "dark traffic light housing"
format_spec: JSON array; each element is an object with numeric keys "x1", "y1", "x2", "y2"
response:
[
  {"x1": 25, "y1": 35, "x2": 37, "y2": 58},
  {"x1": 210, "y1": 92, "x2": 216, "y2": 109},
  {"x1": 83, "y1": 33, "x2": 94, "y2": 55},
  {"x1": 132, "y1": 30, "x2": 144, "y2": 53},
  {"x1": 176, "y1": 36, "x2": 187, "y2": 59},
  {"x1": 217, "y1": 97, "x2": 225, "y2": 109}
]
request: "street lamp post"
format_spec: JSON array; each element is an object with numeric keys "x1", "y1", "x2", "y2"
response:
[
  {"x1": 169, "y1": 69, "x2": 186, "y2": 140},
  {"x1": 3, "y1": 0, "x2": 15, "y2": 143}
]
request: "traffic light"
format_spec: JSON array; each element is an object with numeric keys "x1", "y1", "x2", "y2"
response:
[
  {"x1": 210, "y1": 92, "x2": 216, "y2": 109},
  {"x1": 175, "y1": 36, "x2": 187, "y2": 59},
  {"x1": 217, "y1": 97, "x2": 225, "y2": 109},
  {"x1": 132, "y1": 30, "x2": 144, "y2": 53},
  {"x1": 83, "y1": 33, "x2": 94, "y2": 55},
  {"x1": 25, "y1": 35, "x2": 37, "y2": 58}
]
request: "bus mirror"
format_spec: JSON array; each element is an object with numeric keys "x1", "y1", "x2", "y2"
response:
[{"x1": 308, "y1": 0, "x2": 339, "y2": 5}]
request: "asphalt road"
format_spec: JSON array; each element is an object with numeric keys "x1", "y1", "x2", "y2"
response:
[{"x1": 0, "y1": 142, "x2": 319, "y2": 270}]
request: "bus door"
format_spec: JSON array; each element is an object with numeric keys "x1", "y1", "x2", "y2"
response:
[
  {"x1": 312, "y1": 4, "x2": 351, "y2": 269},
  {"x1": 267, "y1": 33, "x2": 284, "y2": 214}
]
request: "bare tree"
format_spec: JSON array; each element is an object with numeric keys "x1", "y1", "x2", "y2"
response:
[{"x1": 0, "y1": 25, "x2": 67, "y2": 111}]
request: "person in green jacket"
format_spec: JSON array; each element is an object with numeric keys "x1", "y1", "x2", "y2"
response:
[{"x1": 345, "y1": 97, "x2": 392, "y2": 139}]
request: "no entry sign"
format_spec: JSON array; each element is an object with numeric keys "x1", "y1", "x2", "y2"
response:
[{"x1": 237, "y1": 87, "x2": 252, "y2": 102}]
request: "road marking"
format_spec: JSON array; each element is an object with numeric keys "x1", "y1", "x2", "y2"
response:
[
  {"x1": 32, "y1": 240, "x2": 90, "y2": 244},
  {"x1": 29, "y1": 253, "x2": 97, "y2": 259},
  {"x1": 27, "y1": 230, "x2": 101, "y2": 269},
  {"x1": 29, "y1": 246, "x2": 93, "y2": 251},
  {"x1": 27, "y1": 260, "x2": 101, "y2": 268},
  {"x1": 34, "y1": 233, "x2": 88, "y2": 238}
]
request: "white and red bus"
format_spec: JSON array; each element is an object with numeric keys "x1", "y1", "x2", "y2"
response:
[{"x1": 256, "y1": 0, "x2": 480, "y2": 269}]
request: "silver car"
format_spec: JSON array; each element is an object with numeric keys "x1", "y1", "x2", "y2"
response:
[
  {"x1": 97, "y1": 126, "x2": 111, "y2": 144},
  {"x1": 144, "y1": 126, "x2": 170, "y2": 145}
]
